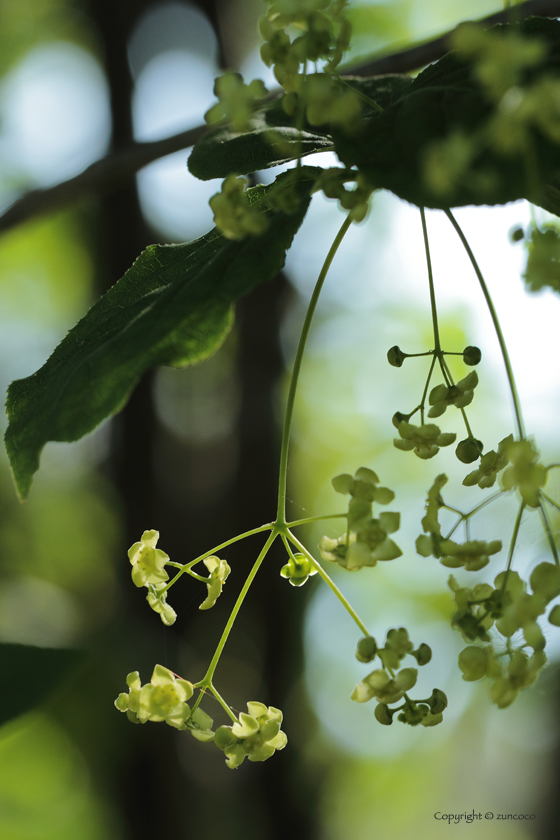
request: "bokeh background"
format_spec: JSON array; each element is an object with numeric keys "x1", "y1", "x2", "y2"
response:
[{"x1": 1, "y1": 1, "x2": 560, "y2": 838}]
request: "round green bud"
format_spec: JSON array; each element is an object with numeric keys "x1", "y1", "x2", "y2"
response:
[
  {"x1": 387, "y1": 345, "x2": 406, "y2": 367},
  {"x1": 456, "y1": 438, "x2": 484, "y2": 464},
  {"x1": 458, "y1": 645, "x2": 488, "y2": 681},
  {"x1": 413, "y1": 643, "x2": 432, "y2": 666},
  {"x1": 548, "y1": 604, "x2": 560, "y2": 626},
  {"x1": 214, "y1": 726, "x2": 238, "y2": 750},
  {"x1": 509, "y1": 226, "x2": 525, "y2": 243},
  {"x1": 428, "y1": 688, "x2": 448, "y2": 714},
  {"x1": 392, "y1": 411, "x2": 407, "y2": 428},
  {"x1": 463, "y1": 346, "x2": 482, "y2": 366},
  {"x1": 356, "y1": 636, "x2": 378, "y2": 663},
  {"x1": 530, "y1": 562, "x2": 560, "y2": 603},
  {"x1": 374, "y1": 702, "x2": 393, "y2": 725}
]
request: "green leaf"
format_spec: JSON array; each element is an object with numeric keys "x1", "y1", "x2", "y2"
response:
[
  {"x1": 332, "y1": 18, "x2": 560, "y2": 212},
  {"x1": 0, "y1": 643, "x2": 82, "y2": 727},
  {"x1": 188, "y1": 75, "x2": 411, "y2": 181},
  {"x1": 5, "y1": 168, "x2": 320, "y2": 499}
]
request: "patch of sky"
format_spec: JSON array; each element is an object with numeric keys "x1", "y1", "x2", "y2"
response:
[
  {"x1": 0, "y1": 42, "x2": 110, "y2": 191},
  {"x1": 131, "y1": 4, "x2": 221, "y2": 240}
]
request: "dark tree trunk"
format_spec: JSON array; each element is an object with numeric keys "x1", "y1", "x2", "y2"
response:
[{"x1": 84, "y1": 1, "x2": 319, "y2": 838}]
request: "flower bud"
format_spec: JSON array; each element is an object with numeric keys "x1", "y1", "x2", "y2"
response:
[
  {"x1": 387, "y1": 345, "x2": 406, "y2": 367},
  {"x1": 428, "y1": 688, "x2": 448, "y2": 714},
  {"x1": 456, "y1": 438, "x2": 484, "y2": 464},
  {"x1": 394, "y1": 667, "x2": 417, "y2": 691},
  {"x1": 412, "y1": 643, "x2": 432, "y2": 666},
  {"x1": 463, "y1": 345, "x2": 482, "y2": 365},
  {"x1": 530, "y1": 562, "x2": 560, "y2": 602},
  {"x1": 374, "y1": 702, "x2": 394, "y2": 725},
  {"x1": 458, "y1": 645, "x2": 488, "y2": 680},
  {"x1": 356, "y1": 635, "x2": 378, "y2": 663}
]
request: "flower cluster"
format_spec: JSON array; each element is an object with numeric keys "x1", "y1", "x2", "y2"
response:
[
  {"x1": 259, "y1": 0, "x2": 351, "y2": 92},
  {"x1": 214, "y1": 702, "x2": 287, "y2": 768},
  {"x1": 459, "y1": 645, "x2": 546, "y2": 708},
  {"x1": 115, "y1": 668, "x2": 286, "y2": 769},
  {"x1": 114, "y1": 665, "x2": 214, "y2": 735},
  {"x1": 128, "y1": 530, "x2": 176, "y2": 626},
  {"x1": 209, "y1": 175, "x2": 269, "y2": 241},
  {"x1": 424, "y1": 25, "x2": 560, "y2": 195},
  {"x1": 415, "y1": 475, "x2": 503, "y2": 571},
  {"x1": 463, "y1": 434, "x2": 512, "y2": 488},
  {"x1": 204, "y1": 72, "x2": 268, "y2": 133},
  {"x1": 319, "y1": 467, "x2": 402, "y2": 570},
  {"x1": 524, "y1": 224, "x2": 560, "y2": 294},
  {"x1": 393, "y1": 418, "x2": 456, "y2": 460},
  {"x1": 502, "y1": 438, "x2": 547, "y2": 507},
  {"x1": 351, "y1": 628, "x2": 446, "y2": 727},
  {"x1": 427, "y1": 371, "x2": 478, "y2": 418},
  {"x1": 315, "y1": 168, "x2": 374, "y2": 221},
  {"x1": 452, "y1": 23, "x2": 546, "y2": 102}
]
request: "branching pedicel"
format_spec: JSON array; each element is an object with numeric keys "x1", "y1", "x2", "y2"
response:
[{"x1": 114, "y1": 3, "x2": 560, "y2": 766}]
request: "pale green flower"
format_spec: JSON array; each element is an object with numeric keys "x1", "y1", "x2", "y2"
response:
[
  {"x1": 128, "y1": 530, "x2": 170, "y2": 588},
  {"x1": 205, "y1": 72, "x2": 268, "y2": 133},
  {"x1": 115, "y1": 665, "x2": 195, "y2": 731},
  {"x1": 199, "y1": 556, "x2": 231, "y2": 610},
  {"x1": 209, "y1": 176, "x2": 268, "y2": 241},
  {"x1": 214, "y1": 702, "x2": 287, "y2": 769}
]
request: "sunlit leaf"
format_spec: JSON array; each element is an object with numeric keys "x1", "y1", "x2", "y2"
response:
[{"x1": 5, "y1": 168, "x2": 319, "y2": 499}]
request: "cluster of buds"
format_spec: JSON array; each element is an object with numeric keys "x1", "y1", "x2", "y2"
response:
[
  {"x1": 459, "y1": 644, "x2": 547, "y2": 708},
  {"x1": 315, "y1": 168, "x2": 374, "y2": 221},
  {"x1": 416, "y1": 475, "x2": 503, "y2": 571},
  {"x1": 214, "y1": 702, "x2": 287, "y2": 768},
  {"x1": 523, "y1": 224, "x2": 560, "y2": 294},
  {"x1": 427, "y1": 371, "x2": 478, "y2": 418},
  {"x1": 463, "y1": 433, "x2": 512, "y2": 488},
  {"x1": 448, "y1": 575, "x2": 506, "y2": 642},
  {"x1": 259, "y1": 0, "x2": 351, "y2": 91},
  {"x1": 209, "y1": 175, "x2": 269, "y2": 241},
  {"x1": 501, "y1": 438, "x2": 547, "y2": 507},
  {"x1": 351, "y1": 628, "x2": 446, "y2": 727},
  {"x1": 424, "y1": 24, "x2": 560, "y2": 195},
  {"x1": 393, "y1": 414, "x2": 456, "y2": 460},
  {"x1": 204, "y1": 72, "x2": 268, "y2": 133},
  {"x1": 319, "y1": 467, "x2": 402, "y2": 570}
]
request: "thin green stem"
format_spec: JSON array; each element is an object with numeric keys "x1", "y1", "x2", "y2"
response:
[
  {"x1": 420, "y1": 355, "x2": 437, "y2": 424},
  {"x1": 276, "y1": 212, "x2": 353, "y2": 524},
  {"x1": 420, "y1": 207, "x2": 441, "y2": 353},
  {"x1": 538, "y1": 499, "x2": 559, "y2": 566},
  {"x1": 541, "y1": 491, "x2": 560, "y2": 513},
  {"x1": 201, "y1": 531, "x2": 277, "y2": 686},
  {"x1": 287, "y1": 513, "x2": 348, "y2": 527},
  {"x1": 445, "y1": 208, "x2": 526, "y2": 440},
  {"x1": 186, "y1": 570, "x2": 210, "y2": 584},
  {"x1": 287, "y1": 530, "x2": 369, "y2": 636},
  {"x1": 161, "y1": 523, "x2": 273, "y2": 593},
  {"x1": 500, "y1": 501, "x2": 525, "y2": 593},
  {"x1": 466, "y1": 490, "x2": 504, "y2": 518},
  {"x1": 209, "y1": 684, "x2": 238, "y2": 723}
]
